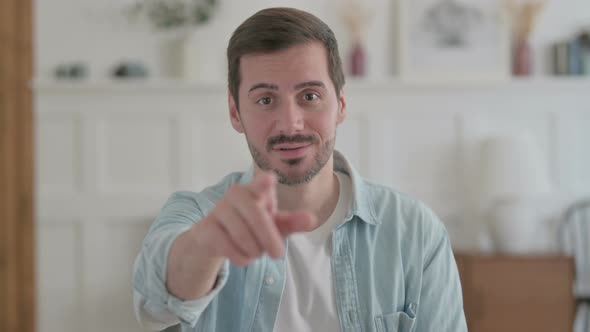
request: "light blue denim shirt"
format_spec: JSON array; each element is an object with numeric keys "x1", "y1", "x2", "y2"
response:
[{"x1": 133, "y1": 151, "x2": 467, "y2": 332}]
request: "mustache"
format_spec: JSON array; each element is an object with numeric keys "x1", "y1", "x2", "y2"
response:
[{"x1": 267, "y1": 134, "x2": 318, "y2": 151}]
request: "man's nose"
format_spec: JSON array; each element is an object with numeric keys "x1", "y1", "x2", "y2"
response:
[{"x1": 275, "y1": 100, "x2": 304, "y2": 134}]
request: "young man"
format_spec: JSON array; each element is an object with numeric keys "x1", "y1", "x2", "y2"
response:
[{"x1": 133, "y1": 7, "x2": 467, "y2": 332}]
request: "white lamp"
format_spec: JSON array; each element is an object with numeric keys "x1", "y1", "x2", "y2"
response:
[{"x1": 479, "y1": 133, "x2": 552, "y2": 254}]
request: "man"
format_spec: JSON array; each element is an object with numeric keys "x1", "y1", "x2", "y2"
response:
[{"x1": 133, "y1": 7, "x2": 467, "y2": 332}]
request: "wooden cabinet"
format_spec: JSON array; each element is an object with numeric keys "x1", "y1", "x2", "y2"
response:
[{"x1": 455, "y1": 254, "x2": 575, "y2": 332}]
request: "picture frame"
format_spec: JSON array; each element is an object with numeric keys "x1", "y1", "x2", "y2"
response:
[{"x1": 397, "y1": 0, "x2": 511, "y2": 83}]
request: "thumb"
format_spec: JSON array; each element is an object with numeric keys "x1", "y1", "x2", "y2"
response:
[{"x1": 275, "y1": 211, "x2": 318, "y2": 237}]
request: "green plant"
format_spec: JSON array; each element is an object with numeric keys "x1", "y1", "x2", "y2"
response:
[{"x1": 125, "y1": 0, "x2": 218, "y2": 30}]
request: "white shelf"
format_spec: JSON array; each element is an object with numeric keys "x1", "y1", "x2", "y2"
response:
[{"x1": 32, "y1": 78, "x2": 226, "y2": 94}]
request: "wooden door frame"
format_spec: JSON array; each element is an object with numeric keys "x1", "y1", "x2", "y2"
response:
[{"x1": 0, "y1": 0, "x2": 35, "y2": 331}]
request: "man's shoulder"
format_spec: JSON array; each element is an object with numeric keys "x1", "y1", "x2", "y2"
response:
[
  {"x1": 359, "y1": 178, "x2": 444, "y2": 234},
  {"x1": 359, "y1": 179, "x2": 448, "y2": 265}
]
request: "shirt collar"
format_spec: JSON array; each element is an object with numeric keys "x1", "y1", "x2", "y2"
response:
[
  {"x1": 332, "y1": 150, "x2": 379, "y2": 225},
  {"x1": 238, "y1": 150, "x2": 379, "y2": 225}
]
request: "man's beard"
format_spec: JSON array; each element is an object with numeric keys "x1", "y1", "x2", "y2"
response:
[{"x1": 247, "y1": 133, "x2": 335, "y2": 186}]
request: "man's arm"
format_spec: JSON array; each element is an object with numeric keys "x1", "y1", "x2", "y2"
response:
[
  {"x1": 133, "y1": 173, "x2": 317, "y2": 328},
  {"x1": 165, "y1": 173, "x2": 316, "y2": 301}
]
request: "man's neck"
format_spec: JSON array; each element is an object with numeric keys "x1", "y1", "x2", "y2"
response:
[{"x1": 274, "y1": 158, "x2": 340, "y2": 227}]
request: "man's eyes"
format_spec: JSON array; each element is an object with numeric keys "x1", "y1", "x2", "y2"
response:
[
  {"x1": 303, "y1": 93, "x2": 319, "y2": 101},
  {"x1": 255, "y1": 93, "x2": 320, "y2": 106},
  {"x1": 256, "y1": 96, "x2": 273, "y2": 105}
]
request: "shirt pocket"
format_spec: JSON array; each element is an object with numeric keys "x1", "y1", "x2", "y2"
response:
[{"x1": 374, "y1": 303, "x2": 417, "y2": 332}]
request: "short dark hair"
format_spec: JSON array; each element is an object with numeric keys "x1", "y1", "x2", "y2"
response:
[{"x1": 227, "y1": 7, "x2": 345, "y2": 107}]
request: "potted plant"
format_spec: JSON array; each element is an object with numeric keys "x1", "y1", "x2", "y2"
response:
[{"x1": 124, "y1": 0, "x2": 219, "y2": 80}]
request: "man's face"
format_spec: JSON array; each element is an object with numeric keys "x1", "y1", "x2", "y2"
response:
[{"x1": 229, "y1": 42, "x2": 346, "y2": 186}]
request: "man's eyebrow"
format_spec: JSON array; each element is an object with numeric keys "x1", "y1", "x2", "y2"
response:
[
  {"x1": 248, "y1": 83, "x2": 279, "y2": 93},
  {"x1": 294, "y1": 81, "x2": 326, "y2": 90}
]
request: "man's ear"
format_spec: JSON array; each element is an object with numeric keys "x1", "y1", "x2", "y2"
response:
[
  {"x1": 337, "y1": 89, "x2": 346, "y2": 125},
  {"x1": 228, "y1": 92, "x2": 244, "y2": 133}
]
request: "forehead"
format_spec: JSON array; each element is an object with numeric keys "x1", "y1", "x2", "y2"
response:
[{"x1": 239, "y1": 42, "x2": 332, "y2": 91}]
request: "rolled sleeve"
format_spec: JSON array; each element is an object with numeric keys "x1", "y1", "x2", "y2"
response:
[
  {"x1": 165, "y1": 260, "x2": 229, "y2": 326},
  {"x1": 134, "y1": 259, "x2": 229, "y2": 329}
]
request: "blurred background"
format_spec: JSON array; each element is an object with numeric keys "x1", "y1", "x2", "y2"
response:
[{"x1": 2, "y1": 0, "x2": 590, "y2": 331}]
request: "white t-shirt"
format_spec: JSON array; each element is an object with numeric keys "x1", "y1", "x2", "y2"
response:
[{"x1": 273, "y1": 171, "x2": 353, "y2": 332}]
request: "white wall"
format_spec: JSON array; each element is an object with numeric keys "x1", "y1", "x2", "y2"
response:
[
  {"x1": 34, "y1": 79, "x2": 590, "y2": 332},
  {"x1": 35, "y1": 0, "x2": 590, "y2": 80}
]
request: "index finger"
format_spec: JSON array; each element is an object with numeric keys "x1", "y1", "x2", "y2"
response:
[{"x1": 227, "y1": 184, "x2": 284, "y2": 258}]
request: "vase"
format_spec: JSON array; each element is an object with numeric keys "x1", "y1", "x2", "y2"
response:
[
  {"x1": 159, "y1": 25, "x2": 224, "y2": 81},
  {"x1": 349, "y1": 41, "x2": 366, "y2": 77},
  {"x1": 512, "y1": 38, "x2": 532, "y2": 76},
  {"x1": 181, "y1": 27, "x2": 225, "y2": 82}
]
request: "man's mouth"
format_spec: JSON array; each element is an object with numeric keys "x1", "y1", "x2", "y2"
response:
[
  {"x1": 272, "y1": 143, "x2": 312, "y2": 159},
  {"x1": 273, "y1": 143, "x2": 311, "y2": 151}
]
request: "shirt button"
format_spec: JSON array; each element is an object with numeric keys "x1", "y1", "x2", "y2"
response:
[{"x1": 264, "y1": 275, "x2": 275, "y2": 286}]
